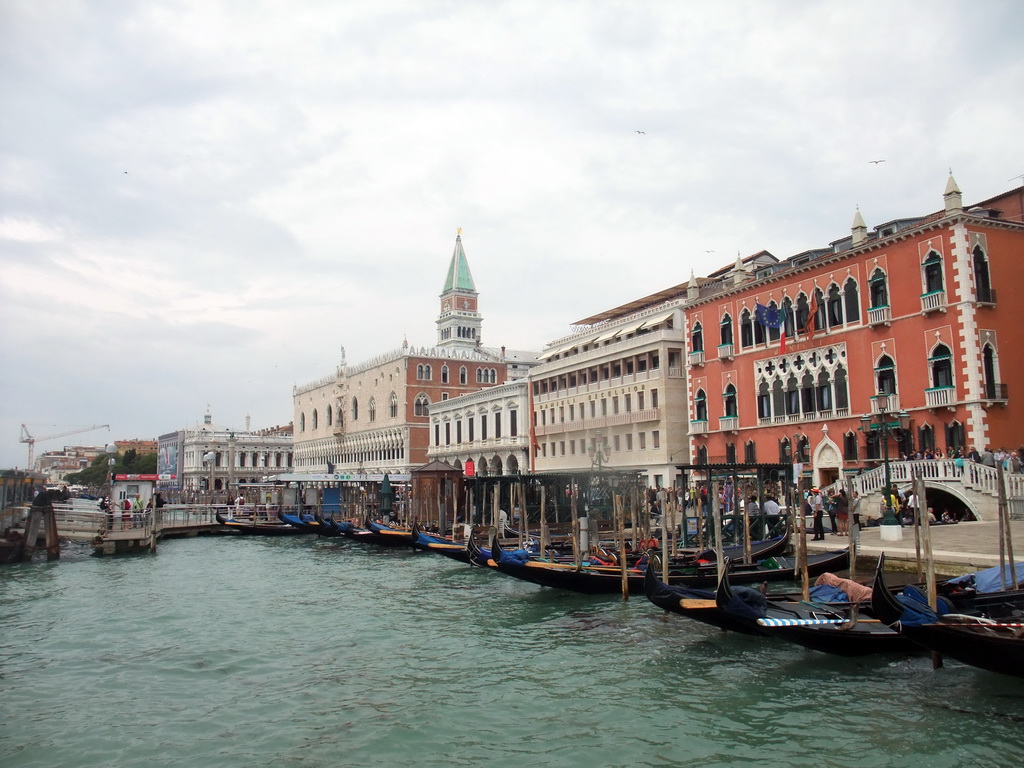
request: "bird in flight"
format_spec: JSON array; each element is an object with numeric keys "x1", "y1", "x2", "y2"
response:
[
  {"x1": 635, "y1": 130, "x2": 645, "y2": 134},
  {"x1": 868, "y1": 159, "x2": 886, "y2": 164}
]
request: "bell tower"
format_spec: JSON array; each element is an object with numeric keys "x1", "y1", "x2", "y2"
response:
[{"x1": 437, "y1": 230, "x2": 482, "y2": 348}]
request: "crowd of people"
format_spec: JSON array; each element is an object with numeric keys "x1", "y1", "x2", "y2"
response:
[{"x1": 900, "y1": 445, "x2": 1024, "y2": 473}]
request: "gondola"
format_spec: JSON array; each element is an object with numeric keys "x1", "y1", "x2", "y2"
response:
[
  {"x1": 410, "y1": 522, "x2": 476, "y2": 563},
  {"x1": 871, "y1": 554, "x2": 1024, "y2": 678},
  {"x1": 360, "y1": 518, "x2": 418, "y2": 548},
  {"x1": 711, "y1": 559, "x2": 920, "y2": 656},
  {"x1": 486, "y1": 536, "x2": 849, "y2": 595},
  {"x1": 214, "y1": 510, "x2": 309, "y2": 536},
  {"x1": 277, "y1": 509, "x2": 334, "y2": 535}
]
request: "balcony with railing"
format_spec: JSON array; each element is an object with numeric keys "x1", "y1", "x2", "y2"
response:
[
  {"x1": 871, "y1": 392, "x2": 900, "y2": 413},
  {"x1": 983, "y1": 382, "x2": 1008, "y2": 403},
  {"x1": 717, "y1": 343, "x2": 734, "y2": 360},
  {"x1": 925, "y1": 386, "x2": 956, "y2": 408},
  {"x1": 867, "y1": 305, "x2": 891, "y2": 326},
  {"x1": 688, "y1": 350, "x2": 705, "y2": 367},
  {"x1": 689, "y1": 419, "x2": 708, "y2": 435},
  {"x1": 976, "y1": 287, "x2": 997, "y2": 306},
  {"x1": 920, "y1": 289, "x2": 947, "y2": 314},
  {"x1": 718, "y1": 416, "x2": 739, "y2": 433}
]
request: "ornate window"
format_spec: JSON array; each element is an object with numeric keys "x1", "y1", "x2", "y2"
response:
[
  {"x1": 389, "y1": 392, "x2": 399, "y2": 418},
  {"x1": 460, "y1": 366, "x2": 468, "y2": 385},
  {"x1": 974, "y1": 245, "x2": 994, "y2": 303},
  {"x1": 441, "y1": 365, "x2": 449, "y2": 384},
  {"x1": 843, "y1": 431, "x2": 858, "y2": 461},
  {"x1": 326, "y1": 405, "x2": 333, "y2": 426},
  {"x1": 312, "y1": 409, "x2": 319, "y2": 429},
  {"x1": 923, "y1": 251, "x2": 944, "y2": 294},
  {"x1": 368, "y1": 398, "x2": 377, "y2": 422},
  {"x1": 740, "y1": 308, "x2": 754, "y2": 348},
  {"x1": 929, "y1": 344, "x2": 953, "y2": 389},
  {"x1": 350, "y1": 399, "x2": 358, "y2": 421},
  {"x1": 744, "y1": 440, "x2": 757, "y2": 463},
  {"x1": 843, "y1": 278, "x2": 860, "y2": 323},
  {"x1": 691, "y1": 321, "x2": 704, "y2": 353},
  {"x1": 414, "y1": 394, "x2": 430, "y2": 417},
  {"x1": 875, "y1": 354, "x2": 896, "y2": 396},
  {"x1": 869, "y1": 269, "x2": 888, "y2": 308},
  {"x1": 723, "y1": 384, "x2": 737, "y2": 417},
  {"x1": 720, "y1": 314, "x2": 733, "y2": 346},
  {"x1": 694, "y1": 389, "x2": 707, "y2": 421}
]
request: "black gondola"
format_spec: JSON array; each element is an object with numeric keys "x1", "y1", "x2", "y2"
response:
[
  {"x1": 486, "y1": 536, "x2": 849, "y2": 595},
  {"x1": 871, "y1": 554, "x2": 1024, "y2": 678},
  {"x1": 215, "y1": 510, "x2": 308, "y2": 536}
]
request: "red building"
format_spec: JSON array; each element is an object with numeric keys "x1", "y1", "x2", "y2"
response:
[{"x1": 683, "y1": 177, "x2": 1023, "y2": 488}]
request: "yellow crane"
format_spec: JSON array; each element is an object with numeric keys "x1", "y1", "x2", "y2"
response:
[{"x1": 19, "y1": 424, "x2": 110, "y2": 468}]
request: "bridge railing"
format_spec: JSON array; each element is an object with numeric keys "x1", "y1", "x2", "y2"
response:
[{"x1": 823, "y1": 460, "x2": 1023, "y2": 501}]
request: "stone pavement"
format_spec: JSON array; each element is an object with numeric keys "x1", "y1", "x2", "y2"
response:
[{"x1": 806, "y1": 519, "x2": 1024, "y2": 577}]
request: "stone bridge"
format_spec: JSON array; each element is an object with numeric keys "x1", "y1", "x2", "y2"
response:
[{"x1": 824, "y1": 459, "x2": 1024, "y2": 521}]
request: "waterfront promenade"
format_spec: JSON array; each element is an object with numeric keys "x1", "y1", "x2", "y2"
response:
[{"x1": 807, "y1": 519, "x2": 1024, "y2": 576}]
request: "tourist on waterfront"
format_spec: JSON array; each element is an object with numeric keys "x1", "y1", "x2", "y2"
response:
[
  {"x1": 849, "y1": 490, "x2": 863, "y2": 529},
  {"x1": 980, "y1": 447, "x2": 996, "y2": 467},
  {"x1": 967, "y1": 446, "x2": 981, "y2": 463},
  {"x1": 835, "y1": 489, "x2": 849, "y2": 535},
  {"x1": 808, "y1": 488, "x2": 825, "y2": 540},
  {"x1": 904, "y1": 489, "x2": 918, "y2": 525},
  {"x1": 825, "y1": 492, "x2": 838, "y2": 534}
]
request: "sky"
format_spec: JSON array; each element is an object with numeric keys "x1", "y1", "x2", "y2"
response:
[{"x1": 2, "y1": 0, "x2": 1022, "y2": 469}]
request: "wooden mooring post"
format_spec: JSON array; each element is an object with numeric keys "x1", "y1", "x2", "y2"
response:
[{"x1": 21, "y1": 504, "x2": 61, "y2": 561}]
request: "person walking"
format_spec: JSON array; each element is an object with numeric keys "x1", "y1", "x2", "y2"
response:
[
  {"x1": 835, "y1": 489, "x2": 850, "y2": 535},
  {"x1": 808, "y1": 488, "x2": 825, "y2": 540}
]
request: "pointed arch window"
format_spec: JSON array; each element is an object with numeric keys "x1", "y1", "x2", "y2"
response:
[
  {"x1": 368, "y1": 398, "x2": 377, "y2": 422},
  {"x1": 441, "y1": 365, "x2": 449, "y2": 384},
  {"x1": 843, "y1": 431, "x2": 858, "y2": 461},
  {"x1": 757, "y1": 381, "x2": 772, "y2": 419},
  {"x1": 869, "y1": 269, "x2": 888, "y2": 308},
  {"x1": 826, "y1": 284, "x2": 843, "y2": 328},
  {"x1": 983, "y1": 343, "x2": 1003, "y2": 399},
  {"x1": 945, "y1": 421, "x2": 965, "y2": 453},
  {"x1": 918, "y1": 423, "x2": 936, "y2": 452},
  {"x1": 767, "y1": 301, "x2": 781, "y2": 341},
  {"x1": 785, "y1": 374, "x2": 800, "y2": 415},
  {"x1": 696, "y1": 445, "x2": 708, "y2": 465},
  {"x1": 744, "y1": 440, "x2": 757, "y2": 463},
  {"x1": 719, "y1": 314, "x2": 733, "y2": 346},
  {"x1": 782, "y1": 297, "x2": 795, "y2": 339},
  {"x1": 843, "y1": 278, "x2": 860, "y2": 323},
  {"x1": 723, "y1": 384, "x2": 737, "y2": 417},
  {"x1": 460, "y1": 366, "x2": 468, "y2": 385},
  {"x1": 694, "y1": 389, "x2": 707, "y2": 421},
  {"x1": 326, "y1": 405, "x2": 333, "y2": 426},
  {"x1": 414, "y1": 394, "x2": 430, "y2": 417},
  {"x1": 691, "y1": 322, "x2": 704, "y2": 353},
  {"x1": 740, "y1": 309, "x2": 754, "y2": 348},
  {"x1": 929, "y1": 344, "x2": 953, "y2": 389},
  {"x1": 312, "y1": 409, "x2": 319, "y2": 429},
  {"x1": 875, "y1": 355, "x2": 897, "y2": 396},
  {"x1": 974, "y1": 245, "x2": 994, "y2": 304},
  {"x1": 725, "y1": 442, "x2": 737, "y2": 464},
  {"x1": 923, "y1": 251, "x2": 944, "y2": 294},
  {"x1": 299, "y1": 412, "x2": 306, "y2": 432},
  {"x1": 816, "y1": 369, "x2": 833, "y2": 412},
  {"x1": 389, "y1": 392, "x2": 398, "y2": 418},
  {"x1": 350, "y1": 399, "x2": 358, "y2": 421},
  {"x1": 794, "y1": 294, "x2": 810, "y2": 332},
  {"x1": 813, "y1": 287, "x2": 826, "y2": 331}
]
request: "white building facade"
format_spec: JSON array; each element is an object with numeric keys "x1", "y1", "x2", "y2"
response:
[{"x1": 426, "y1": 379, "x2": 530, "y2": 475}]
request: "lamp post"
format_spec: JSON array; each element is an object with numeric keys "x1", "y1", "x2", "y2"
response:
[
  {"x1": 106, "y1": 443, "x2": 117, "y2": 506},
  {"x1": 860, "y1": 393, "x2": 911, "y2": 526}
]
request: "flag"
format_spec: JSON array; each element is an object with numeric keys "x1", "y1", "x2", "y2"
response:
[
  {"x1": 755, "y1": 302, "x2": 788, "y2": 353},
  {"x1": 801, "y1": 293, "x2": 818, "y2": 338}
]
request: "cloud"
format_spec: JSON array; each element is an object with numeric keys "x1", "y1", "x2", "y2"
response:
[{"x1": 2, "y1": 0, "x2": 1022, "y2": 466}]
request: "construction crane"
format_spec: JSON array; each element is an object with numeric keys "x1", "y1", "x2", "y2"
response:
[{"x1": 19, "y1": 424, "x2": 110, "y2": 468}]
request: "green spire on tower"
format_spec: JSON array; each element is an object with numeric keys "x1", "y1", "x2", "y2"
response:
[{"x1": 442, "y1": 229, "x2": 477, "y2": 293}]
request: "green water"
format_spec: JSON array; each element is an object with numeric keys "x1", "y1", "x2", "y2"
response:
[{"x1": 2, "y1": 536, "x2": 1022, "y2": 767}]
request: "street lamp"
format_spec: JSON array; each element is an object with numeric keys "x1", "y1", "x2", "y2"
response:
[
  {"x1": 859, "y1": 393, "x2": 911, "y2": 525},
  {"x1": 588, "y1": 430, "x2": 610, "y2": 471}
]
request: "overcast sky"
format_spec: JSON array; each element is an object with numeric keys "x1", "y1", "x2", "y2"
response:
[{"x1": 2, "y1": 0, "x2": 1021, "y2": 469}]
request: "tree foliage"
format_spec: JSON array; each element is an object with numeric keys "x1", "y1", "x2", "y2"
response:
[{"x1": 64, "y1": 451, "x2": 157, "y2": 487}]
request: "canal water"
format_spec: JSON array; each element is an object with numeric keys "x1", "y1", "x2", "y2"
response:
[{"x1": 2, "y1": 536, "x2": 1022, "y2": 768}]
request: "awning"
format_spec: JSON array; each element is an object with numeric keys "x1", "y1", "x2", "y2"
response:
[
  {"x1": 593, "y1": 328, "x2": 620, "y2": 343},
  {"x1": 639, "y1": 309, "x2": 676, "y2": 329}
]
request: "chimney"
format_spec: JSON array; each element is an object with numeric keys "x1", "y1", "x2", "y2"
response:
[{"x1": 687, "y1": 269, "x2": 699, "y2": 300}]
